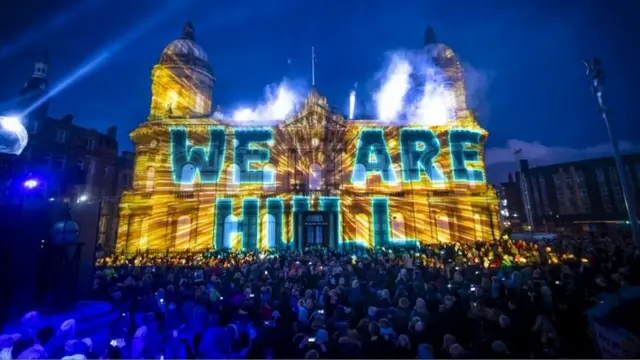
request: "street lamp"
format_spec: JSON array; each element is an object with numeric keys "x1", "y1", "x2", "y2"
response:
[{"x1": 584, "y1": 58, "x2": 640, "y2": 245}]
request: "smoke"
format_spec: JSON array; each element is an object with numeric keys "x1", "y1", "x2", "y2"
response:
[
  {"x1": 374, "y1": 54, "x2": 412, "y2": 122},
  {"x1": 371, "y1": 48, "x2": 490, "y2": 125},
  {"x1": 229, "y1": 79, "x2": 305, "y2": 124}
]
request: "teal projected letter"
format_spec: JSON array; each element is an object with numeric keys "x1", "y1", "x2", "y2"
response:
[
  {"x1": 170, "y1": 127, "x2": 226, "y2": 183},
  {"x1": 234, "y1": 128, "x2": 274, "y2": 183},
  {"x1": 372, "y1": 197, "x2": 418, "y2": 248},
  {"x1": 213, "y1": 197, "x2": 260, "y2": 250},
  {"x1": 320, "y1": 197, "x2": 341, "y2": 250},
  {"x1": 241, "y1": 198, "x2": 259, "y2": 250},
  {"x1": 372, "y1": 197, "x2": 390, "y2": 248},
  {"x1": 351, "y1": 128, "x2": 396, "y2": 185},
  {"x1": 400, "y1": 128, "x2": 445, "y2": 183},
  {"x1": 292, "y1": 196, "x2": 310, "y2": 252},
  {"x1": 449, "y1": 129, "x2": 485, "y2": 183},
  {"x1": 265, "y1": 198, "x2": 284, "y2": 250}
]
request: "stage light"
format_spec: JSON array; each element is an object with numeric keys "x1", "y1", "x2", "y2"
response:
[
  {"x1": 0, "y1": 115, "x2": 28, "y2": 155},
  {"x1": 77, "y1": 194, "x2": 89, "y2": 203},
  {"x1": 23, "y1": 178, "x2": 39, "y2": 189}
]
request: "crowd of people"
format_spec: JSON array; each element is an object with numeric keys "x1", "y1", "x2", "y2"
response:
[{"x1": 1, "y1": 235, "x2": 638, "y2": 359}]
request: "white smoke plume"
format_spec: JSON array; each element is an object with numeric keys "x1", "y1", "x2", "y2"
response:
[
  {"x1": 371, "y1": 48, "x2": 489, "y2": 126},
  {"x1": 229, "y1": 79, "x2": 305, "y2": 124}
]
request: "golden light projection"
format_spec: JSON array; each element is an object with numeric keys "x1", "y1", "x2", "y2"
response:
[{"x1": 115, "y1": 23, "x2": 500, "y2": 253}]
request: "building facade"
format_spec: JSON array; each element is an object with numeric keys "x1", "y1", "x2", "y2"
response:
[
  {"x1": 116, "y1": 23, "x2": 500, "y2": 252},
  {"x1": 502, "y1": 155, "x2": 640, "y2": 233}
]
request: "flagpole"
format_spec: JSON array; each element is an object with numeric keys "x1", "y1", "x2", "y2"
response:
[{"x1": 311, "y1": 46, "x2": 316, "y2": 87}]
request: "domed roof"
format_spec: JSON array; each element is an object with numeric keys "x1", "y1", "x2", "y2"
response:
[
  {"x1": 162, "y1": 38, "x2": 208, "y2": 62},
  {"x1": 159, "y1": 21, "x2": 212, "y2": 73}
]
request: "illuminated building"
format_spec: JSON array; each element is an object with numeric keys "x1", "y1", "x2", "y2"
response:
[{"x1": 116, "y1": 23, "x2": 500, "y2": 252}]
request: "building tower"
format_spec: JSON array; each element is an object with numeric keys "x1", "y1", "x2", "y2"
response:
[
  {"x1": 149, "y1": 21, "x2": 214, "y2": 118},
  {"x1": 18, "y1": 51, "x2": 50, "y2": 122},
  {"x1": 423, "y1": 26, "x2": 472, "y2": 122}
]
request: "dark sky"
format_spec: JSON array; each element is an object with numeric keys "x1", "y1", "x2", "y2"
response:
[{"x1": 1, "y1": 0, "x2": 638, "y2": 183}]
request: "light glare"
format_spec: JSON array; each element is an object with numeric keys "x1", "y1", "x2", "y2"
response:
[
  {"x1": 0, "y1": 115, "x2": 28, "y2": 155},
  {"x1": 23, "y1": 179, "x2": 38, "y2": 189}
]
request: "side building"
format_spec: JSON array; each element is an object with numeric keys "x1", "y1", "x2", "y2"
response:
[
  {"x1": 0, "y1": 52, "x2": 134, "y2": 249},
  {"x1": 500, "y1": 154, "x2": 640, "y2": 234}
]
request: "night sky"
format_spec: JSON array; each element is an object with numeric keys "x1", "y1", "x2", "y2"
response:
[{"x1": 1, "y1": 0, "x2": 638, "y2": 184}]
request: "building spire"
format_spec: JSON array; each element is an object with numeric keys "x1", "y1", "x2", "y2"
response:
[
  {"x1": 424, "y1": 26, "x2": 437, "y2": 46},
  {"x1": 311, "y1": 46, "x2": 316, "y2": 87},
  {"x1": 32, "y1": 50, "x2": 49, "y2": 79},
  {"x1": 182, "y1": 20, "x2": 195, "y2": 41}
]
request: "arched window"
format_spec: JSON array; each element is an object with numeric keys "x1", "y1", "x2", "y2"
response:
[
  {"x1": 227, "y1": 164, "x2": 240, "y2": 191},
  {"x1": 139, "y1": 217, "x2": 149, "y2": 250},
  {"x1": 391, "y1": 213, "x2": 406, "y2": 240},
  {"x1": 436, "y1": 214, "x2": 451, "y2": 243},
  {"x1": 223, "y1": 215, "x2": 238, "y2": 248},
  {"x1": 180, "y1": 163, "x2": 196, "y2": 191},
  {"x1": 145, "y1": 167, "x2": 155, "y2": 192},
  {"x1": 176, "y1": 215, "x2": 191, "y2": 250},
  {"x1": 355, "y1": 214, "x2": 370, "y2": 244},
  {"x1": 474, "y1": 214, "x2": 483, "y2": 240},
  {"x1": 309, "y1": 163, "x2": 322, "y2": 190},
  {"x1": 352, "y1": 164, "x2": 366, "y2": 188},
  {"x1": 263, "y1": 214, "x2": 276, "y2": 249},
  {"x1": 263, "y1": 164, "x2": 276, "y2": 191}
]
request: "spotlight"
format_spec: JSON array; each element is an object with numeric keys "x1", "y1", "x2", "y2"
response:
[
  {"x1": 23, "y1": 179, "x2": 39, "y2": 189},
  {"x1": 77, "y1": 194, "x2": 89, "y2": 203},
  {"x1": 0, "y1": 115, "x2": 28, "y2": 155}
]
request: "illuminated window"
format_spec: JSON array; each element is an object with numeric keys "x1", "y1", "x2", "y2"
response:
[
  {"x1": 180, "y1": 163, "x2": 196, "y2": 191},
  {"x1": 309, "y1": 163, "x2": 322, "y2": 190},
  {"x1": 355, "y1": 214, "x2": 370, "y2": 243},
  {"x1": 473, "y1": 214, "x2": 483, "y2": 240},
  {"x1": 263, "y1": 214, "x2": 276, "y2": 248},
  {"x1": 55, "y1": 129, "x2": 67, "y2": 143},
  {"x1": 436, "y1": 214, "x2": 451, "y2": 243},
  {"x1": 86, "y1": 138, "x2": 95, "y2": 151},
  {"x1": 139, "y1": 217, "x2": 149, "y2": 250},
  {"x1": 176, "y1": 215, "x2": 191, "y2": 250},
  {"x1": 195, "y1": 93, "x2": 204, "y2": 113},
  {"x1": 223, "y1": 215, "x2": 238, "y2": 248},
  {"x1": 167, "y1": 90, "x2": 179, "y2": 110},
  {"x1": 145, "y1": 167, "x2": 155, "y2": 192},
  {"x1": 263, "y1": 164, "x2": 276, "y2": 191},
  {"x1": 391, "y1": 213, "x2": 406, "y2": 239}
]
